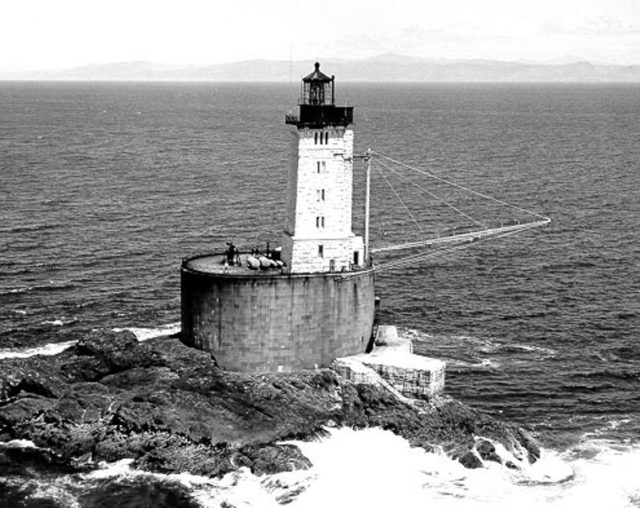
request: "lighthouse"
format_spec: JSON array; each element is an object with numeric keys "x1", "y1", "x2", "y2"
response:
[
  {"x1": 282, "y1": 62, "x2": 364, "y2": 273},
  {"x1": 180, "y1": 62, "x2": 375, "y2": 373}
]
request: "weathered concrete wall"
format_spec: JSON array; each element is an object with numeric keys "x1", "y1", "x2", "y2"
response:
[
  {"x1": 181, "y1": 263, "x2": 375, "y2": 373},
  {"x1": 335, "y1": 326, "x2": 447, "y2": 400},
  {"x1": 361, "y1": 356, "x2": 446, "y2": 400}
]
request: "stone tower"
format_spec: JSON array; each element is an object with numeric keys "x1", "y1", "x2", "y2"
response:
[{"x1": 282, "y1": 62, "x2": 364, "y2": 273}]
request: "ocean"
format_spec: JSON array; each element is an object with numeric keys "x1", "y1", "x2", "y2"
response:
[{"x1": 1, "y1": 81, "x2": 639, "y2": 506}]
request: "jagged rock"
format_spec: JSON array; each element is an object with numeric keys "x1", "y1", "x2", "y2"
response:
[
  {"x1": 514, "y1": 427, "x2": 541, "y2": 463},
  {"x1": 61, "y1": 330, "x2": 164, "y2": 382},
  {"x1": 77, "y1": 476, "x2": 201, "y2": 508},
  {"x1": 0, "y1": 329, "x2": 540, "y2": 482},
  {"x1": 0, "y1": 442, "x2": 77, "y2": 476},
  {"x1": 476, "y1": 439, "x2": 502, "y2": 464},
  {"x1": 459, "y1": 451, "x2": 483, "y2": 469}
]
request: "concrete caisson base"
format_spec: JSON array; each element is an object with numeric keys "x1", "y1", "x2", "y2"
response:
[{"x1": 180, "y1": 253, "x2": 375, "y2": 373}]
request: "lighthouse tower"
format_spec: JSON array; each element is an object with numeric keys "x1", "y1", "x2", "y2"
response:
[
  {"x1": 283, "y1": 62, "x2": 365, "y2": 273},
  {"x1": 180, "y1": 62, "x2": 375, "y2": 373}
]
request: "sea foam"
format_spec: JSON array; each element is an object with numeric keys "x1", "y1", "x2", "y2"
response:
[
  {"x1": 112, "y1": 321, "x2": 180, "y2": 341},
  {"x1": 0, "y1": 340, "x2": 76, "y2": 360}
]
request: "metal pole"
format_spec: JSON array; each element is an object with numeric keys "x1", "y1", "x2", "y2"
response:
[{"x1": 364, "y1": 148, "x2": 371, "y2": 264}]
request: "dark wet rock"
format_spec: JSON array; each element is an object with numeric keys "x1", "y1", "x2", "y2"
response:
[
  {"x1": 77, "y1": 476, "x2": 201, "y2": 508},
  {"x1": 61, "y1": 330, "x2": 164, "y2": 383},
  {"x1": 458, "y1": 450, "x2": 483, "y2": 469},
  {"x1": 0, "y1": 330, "x2": 540, "y2": 481},
  {"x1": 0, "y1": 442, "x2": 77, "y2": 477},
  {"x1": 514, "y1": 427, "x2": 541, "y2": 463},
  {"x1": 476, "y1": 439, "x2": 502, "y2": 464}
]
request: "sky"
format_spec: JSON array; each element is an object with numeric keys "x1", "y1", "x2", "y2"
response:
[{"x1": 1, "y1": 0, "x2": 639, "y2": 72}]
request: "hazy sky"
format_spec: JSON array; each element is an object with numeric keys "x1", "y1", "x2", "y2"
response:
[{"x1": 2, "y1": 0, "x2": 639, "y2": 71}]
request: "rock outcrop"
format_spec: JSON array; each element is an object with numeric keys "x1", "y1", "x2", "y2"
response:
[{"x1": 0, "y1": 330, "x2": 540, "y2": 484}]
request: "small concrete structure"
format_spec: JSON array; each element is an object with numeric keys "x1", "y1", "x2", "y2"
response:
[{"x1": 333, "y1": 326, "x2": 446, "y2": 401}]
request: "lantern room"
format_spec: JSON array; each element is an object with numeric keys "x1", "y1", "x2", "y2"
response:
[
  {"x1": 302, "y1": 62, "x2": 334, "y2": 105},
  {"x1": 286, "y1": 62, "x2": 353, "y2": 129}
]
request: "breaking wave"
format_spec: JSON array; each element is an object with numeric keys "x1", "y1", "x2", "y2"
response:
[
  {"x1": 0, "y1": 322, "x2": 180, "y2": 359},
  {"x1": 0, "y1": 340, "x2": 77, "y2": 359},
  {"x1": 112, "y1": 321, "x2": 181, "y2": 341},
  {"x1": 4, "y1": 428, "x2": 640, "y2": 507}
]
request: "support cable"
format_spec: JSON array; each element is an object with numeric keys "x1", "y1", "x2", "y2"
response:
[
  {"x1": 372, "y1": 151, "x2": 550, "y2": 221},
  {"x1": 374, "y1": 157, "x2": 487, "y2": 229},
  {"x1": 374, "y1": 161, "x2": 424, "y2": 234},
  {"x1": 373, "y1": 221, "x2": 542, "y2": 274}
]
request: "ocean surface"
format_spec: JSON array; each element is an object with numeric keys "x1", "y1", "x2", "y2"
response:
[{"x1": 1, "y1": 82, "x2": 639, "y2": 506}]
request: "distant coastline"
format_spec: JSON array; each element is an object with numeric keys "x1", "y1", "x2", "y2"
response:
[{"x1": 3, "y1": 54, "x2": 640, "y2": 82}]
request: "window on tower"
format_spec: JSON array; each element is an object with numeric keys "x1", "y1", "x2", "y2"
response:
[
  {"x1": 318, "y1": 245, "x2": 324, "y2": 258},
  {"x1": 325, "y1": 132, "x2": 329, "y2": 144},
  {"x1": 314, "y1": 132, "x2": 318, "y2": 144}
]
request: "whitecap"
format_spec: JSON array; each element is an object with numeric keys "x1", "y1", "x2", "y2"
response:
[
  {"x1": 0, "y1": 340, "x2": 76, "y2": 360},
  {"x1": 284, "y1": 427, "x2": 640, "y2": 508},
  {"x1": 7, "y1": 286, "x2": 32, "y2": 294},
  {"x1": 447, "y1": 358, "x2": 501, "y2": 369},
  {"x1": 112, "y1": 322, "x2": 180, "y2": 342},
  {"x1": 4, "y1": 427, "x2": 640, "y2": 508},
  {"x1": 0, "y1": 439, "x2": 38, "y2": 449},
  {"x1": 505, "y1": 344, "x2": 557, "y2": 356},
  {"x1": 84, "y1": 458, "x2": 285, "y2": 507}
]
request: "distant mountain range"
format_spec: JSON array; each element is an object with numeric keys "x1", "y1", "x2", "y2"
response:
[{"x1": 3, "y1": 54, "x2": 640, "y2": 82}]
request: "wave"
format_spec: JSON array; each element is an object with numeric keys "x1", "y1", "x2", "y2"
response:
[
  {"x1": 0, "y1": 280, "x2": 75, "y2": 296},
  {"x1": 284, "y1": 428, "x2": 640, "y2": 508},
  {"x1": 112, "y1": 322, "x2": 181, "y2": 341},
  {"x1": 3, "y1": 424, "x2": 640, "y2": 507},
  {"x1": 0, "y1": 223, "x2": 58, "y2": 234},
  {"x1": 572, "y1": 370, "x2": 640, "y2": 381},
  {"x1": 447, "y1": 358, "x2": 502, "y2": 369},
  {"x1": 490, "y1": 343, "x2": 557, "y2": 357},
  {"x1": 0, "y1": 439, "x2": 38, "y2": 449},
  {"x1": 0, "y1": 340, "x2": 77, "y2": 360},
  {"x1": 43, "y1": 318, "x2": 77, "y2": 327},
  {"x1": 0, "y1": 286, "x2": 34, "y2": 295},
  {"x1": 289, "y1": 428, "x2": 640, "y2": 508},
  {"x1": 0, "y1": 322, "x2": 181, "y2": 360}
]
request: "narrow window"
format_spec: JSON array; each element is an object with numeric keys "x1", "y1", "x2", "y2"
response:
[
  {"x1": 316, "y1": 216, "x2": 320, "y2": 228},
  {"x1": 317, "y1": 161, "x2": 321, "y2": 173},
  {"x1": 321, "y1": 161, "x2": 326, "y2": 173},
  {"x1": 314, "y1": 132, "x2": 318, "y2": 144},
  {"x1": 321, "y1": 217, "x2": 325, "y2": 227},
  {"x1": 321, "y1": 189, "x2": 325, "y2": 201},
  {"x1": 316, "y1": 189, "x2": 320, "y2": 201},
  {"x1": 325, "y1": 132, "x2": 329, "y2": 144},
  {"x1": 318, "y1": 245, "x2": 324, "y2": 258}
]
